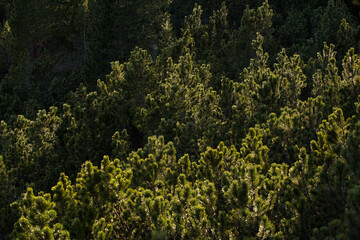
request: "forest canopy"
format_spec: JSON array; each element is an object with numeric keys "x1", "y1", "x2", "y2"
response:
[{"x1": 1, "y1": 0, "x2": 360, "y2": 239}]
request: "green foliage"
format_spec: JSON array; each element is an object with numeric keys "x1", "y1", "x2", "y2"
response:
[
  {"x1": 139, "y1": 49, "x2": 224, "y2": 155},
  {"x1": 2, "y1": 0, "x2": 360, "y2": 239},
  {"x1": 11, "y1": 188, "x2": 70, "y2": 239},
  {"x1": 0, "y1": 107, "x2": 61, "y2": 190},
  {"x1": 346, "y1": 183, "x2": 360, "y2": 239}
]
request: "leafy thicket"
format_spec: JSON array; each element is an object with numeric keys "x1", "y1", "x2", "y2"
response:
[{"x1": 1, "y1": 0, "x2": 360, "y2": 239}]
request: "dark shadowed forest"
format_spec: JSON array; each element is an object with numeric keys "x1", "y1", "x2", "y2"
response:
[{"x1": 1, "y1": 0, "x2": 360, "y2": 239}]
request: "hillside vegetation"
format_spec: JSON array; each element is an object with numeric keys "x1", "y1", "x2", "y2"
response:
[{"x1": 1, "y1": 0, "x2": 360, "y2": 239}]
